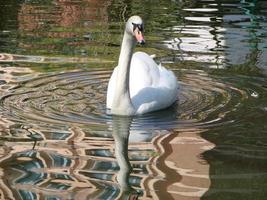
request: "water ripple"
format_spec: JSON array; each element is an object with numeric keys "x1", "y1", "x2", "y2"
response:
[{"x1": 0, "y1": 69, "x2": 249, "y2": 131}]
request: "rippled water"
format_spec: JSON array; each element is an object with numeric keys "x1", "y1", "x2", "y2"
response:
[{"x1": 0, "y1": 0, "x2": 267, "y2": 199}]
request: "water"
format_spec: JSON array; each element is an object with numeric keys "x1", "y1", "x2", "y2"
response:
[{"x1": 0, "y1": 0, "x2": 267, "y2": 199}]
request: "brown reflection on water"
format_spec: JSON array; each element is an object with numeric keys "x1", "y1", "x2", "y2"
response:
[
  {"x1": 19, "y1": 0, "x2": 110, "y2": 31},
  {"x1": 0, "y1": 127, "x2": 104, "y2": 199},
  {"x1": 148, "y1": 129, "x2": 214, "y2": 200},
  {"x1": 17, "y1": 0, "x2": 111, "y2": 53},
  {"x1": 0, "y1": 65, "x2": 34, "y2": 84},
  {"x1": 0, "y1": 120, "x2": 214, "y2": 200}
]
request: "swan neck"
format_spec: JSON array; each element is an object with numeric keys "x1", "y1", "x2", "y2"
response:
[
  {"x1": 118, "y1": 31, "x2": 135, "y2": 69},
  {"x1": 111, "y1": 31, "x2": 136, "y2": 115}
]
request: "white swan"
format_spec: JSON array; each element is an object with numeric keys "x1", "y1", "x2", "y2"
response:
[{"x1": 107, "y1": 16, "x2": 178, "y2": 116}]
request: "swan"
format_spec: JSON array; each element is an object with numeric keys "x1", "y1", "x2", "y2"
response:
[{"x1": 107, "y1": 16, "x2": 178, "y2": 116}]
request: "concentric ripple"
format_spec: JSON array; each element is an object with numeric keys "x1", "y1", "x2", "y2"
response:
[{"x1": 0, "y1": 69, "x2": 249, "y2": 130}]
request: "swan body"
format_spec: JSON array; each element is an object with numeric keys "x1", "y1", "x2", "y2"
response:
[{"x1": 106, "y1": 16, "x2": 178, "y2": 116}]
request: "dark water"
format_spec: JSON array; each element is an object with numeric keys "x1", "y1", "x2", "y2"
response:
[{"x1": 0, "y1": 0, "x2": 267, "y2": 199}]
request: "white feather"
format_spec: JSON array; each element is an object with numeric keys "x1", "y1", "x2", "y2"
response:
[{"x1": 107, "y1": 51, "x2": 178, "y2": 115}]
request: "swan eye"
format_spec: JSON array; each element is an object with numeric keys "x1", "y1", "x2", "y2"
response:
[{"x1": 132, "y1": 23, "x2": 144, "y2": 32}]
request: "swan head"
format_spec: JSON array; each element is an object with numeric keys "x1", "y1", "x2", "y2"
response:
[{"x1": 126, "y1": 16, "x2": 145, "y2": 45}]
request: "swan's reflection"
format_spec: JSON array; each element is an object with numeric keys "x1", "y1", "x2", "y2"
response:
[
  {"x1": 111, "y1": 116, "x2": 139, "y2": 198},
  {"x1": 111, "y1": 104, "x2": 179, "y2": 194}
]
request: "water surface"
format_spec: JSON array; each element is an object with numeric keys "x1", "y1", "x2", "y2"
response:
[{"x1": 0, "y1": 0, "x2": 267, "y2": 199}]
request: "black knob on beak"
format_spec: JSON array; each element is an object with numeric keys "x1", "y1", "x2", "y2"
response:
[{"x1": 139, "y1": 40, "x2": 145, "y2": 45}]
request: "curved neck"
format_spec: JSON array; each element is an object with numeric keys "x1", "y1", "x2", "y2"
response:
[{"x1": 111, "y1": 30, "x2": 136, "y2": 115}]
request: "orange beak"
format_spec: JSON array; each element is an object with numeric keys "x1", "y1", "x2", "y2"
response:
[{"x1": 134, "y1": 29, "x2": 145, "y2": 45}]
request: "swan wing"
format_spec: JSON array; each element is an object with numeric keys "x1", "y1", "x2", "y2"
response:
[{"x1": 130, "y1": 52, "x2": 178, "y2": 114}]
